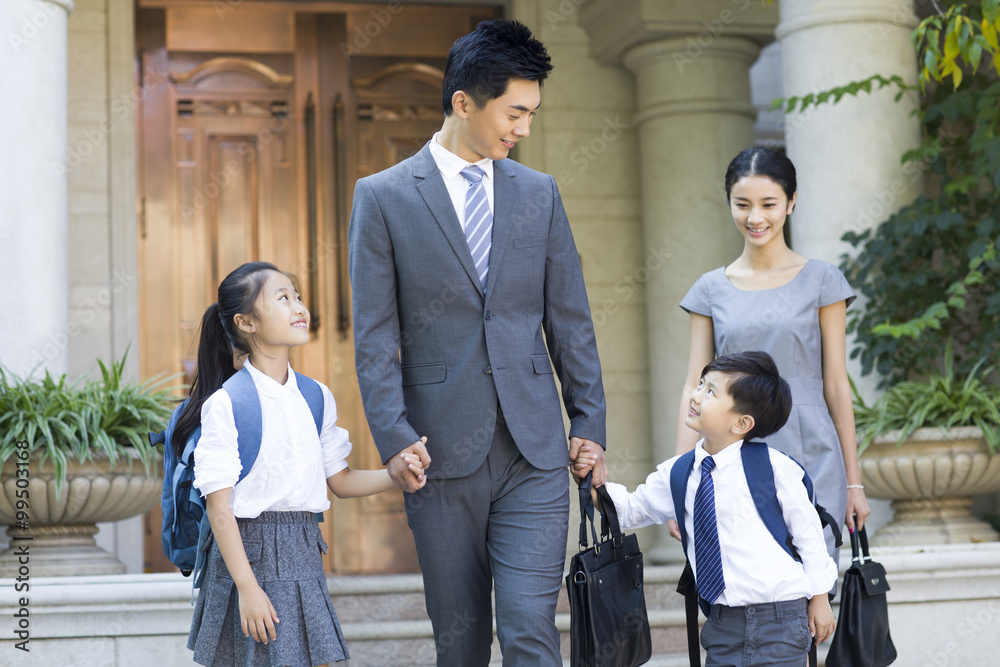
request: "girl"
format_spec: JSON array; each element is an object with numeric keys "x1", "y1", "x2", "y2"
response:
[
  {"x1": 675, "y1": 148, "x2": 870, "y2": 557},
  {"x1": 173, "y1": 261, "x2": 427, "y2": 667}
]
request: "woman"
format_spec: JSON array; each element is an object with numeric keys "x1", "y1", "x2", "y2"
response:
[{"x1": 675, "y1": 148, "x2": 870, "y2": 556}]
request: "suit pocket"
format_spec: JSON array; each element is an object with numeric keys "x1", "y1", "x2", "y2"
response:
[
  {"x1": 401, "y1": 362, "x2": 447, "y2": 386},
  {"x1": 513, "y1": 236, "x2": 547, "y2": 249},
  {"x1": 532, "y1": 354, "x2": 553, "y2": 374}
]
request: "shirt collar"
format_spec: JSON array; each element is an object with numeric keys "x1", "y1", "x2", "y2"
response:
[
  {"x1": 430, "y1": 131, "x2": 493, "y2": 183},
  {"x1": 242, "y1": 359, "x2": 298, "y2": 399},
  {"x1": 694, "y1": 438, "x2": 745, "y2": 470}
]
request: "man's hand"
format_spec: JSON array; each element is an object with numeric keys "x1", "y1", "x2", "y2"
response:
[
  {"x1": 808, "y1": 594, "x2": 837, "y2": 645},
  {"x1": 387, "y1": 437, "x2": 431, "y2": 492},
  {"x1": 569, "y1": 437, "x2": 607, "y2": 486}
]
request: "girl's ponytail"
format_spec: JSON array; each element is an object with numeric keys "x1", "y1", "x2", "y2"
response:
[
  {"x1": 170, "y1": 262, "x2": 280, "y2": 457},
  {"x1": 171, "y1": 302, "x2": 236, "y2": 457}
]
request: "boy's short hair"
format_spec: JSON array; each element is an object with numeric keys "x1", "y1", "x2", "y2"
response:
[
  {"x1": 442, "y1": 19, "x2": 553, "y2": 115},
  {"x1": 702, "y1": 351, "x2": 791, "y2": 442}
]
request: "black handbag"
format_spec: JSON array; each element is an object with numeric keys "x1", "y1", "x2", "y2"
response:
[
  {"x1": 826, "y1": 523, "x2": 897, "y2": 667},
  {"x1": 566, "y1": 473, "x2": 652, "y2": 667}
]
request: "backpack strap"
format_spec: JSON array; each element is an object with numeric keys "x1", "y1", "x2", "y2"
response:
[
  {"x1": 741, "y1": 441, "x2": 845, "y2": 558},
  {"x1": 670, "y1": 450, "x2": 705, "y2": 667},
  {"x1": 293, "y1": 372, "x2": 327, "y2": 524},
  {"x1": 294, "y1": 371, "x2": 324, "y2": 436},
  {"x1": 741, "y1": 441, "x2": 797, "y2": 560},
  {"x1": 223, "y1": 368, "x2": 263, "y2": 484},
  {"x1": 669, "y1": 450, "x2": 696, "y2": 556}
]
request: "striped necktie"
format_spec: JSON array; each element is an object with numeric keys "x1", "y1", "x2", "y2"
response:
[
  {"x1": 460, "y1": 165, "x2": 493, "y2": 291},
  {"x1": 693, "y1": 455, "x2": 725, "y2": 607}
]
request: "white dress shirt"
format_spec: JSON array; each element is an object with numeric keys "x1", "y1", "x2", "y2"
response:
[
  {"x1": 193, "y1": 360, "x2": 352, "y2": 518},
  {"x1": 429, "y1": 131, "x2": 494, "y2": 229},
  {"x1": 605, "y1": 439, "x2": 838, "y2": 606}
]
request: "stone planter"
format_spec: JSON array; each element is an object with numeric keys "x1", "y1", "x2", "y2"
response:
[
  {"x1": 859, "y1": 426, "x2": 1000, "y2": 546},
  {"x1": 0, "y1": 453, "x2": 163, "y2": 576}
]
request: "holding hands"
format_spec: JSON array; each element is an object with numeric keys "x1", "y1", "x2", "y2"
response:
[
  {"x1": 570, "y1": 437, "x2": 607, "y2": 485},
  {"x1": 387, "y1": 436, "x2": 431, "y2": 492}
]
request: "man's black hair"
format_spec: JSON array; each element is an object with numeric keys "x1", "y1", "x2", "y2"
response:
[
  {"x1": 442, "y1": 19, "x2": 553, "y2": 115},
  {"x1": 702, "y1": 351, "x2": 792, "y2": 442}
]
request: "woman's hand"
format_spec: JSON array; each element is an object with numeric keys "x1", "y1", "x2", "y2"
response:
[
  {"x1": 666, "y1": 519, "x2": 682, "y2": 542},
  {"x1": 845, "y1": 487, "x2": 871, "y2": 532},
  {"x1": 238, "y1": 581, "x2": 279, "y2": 643}
]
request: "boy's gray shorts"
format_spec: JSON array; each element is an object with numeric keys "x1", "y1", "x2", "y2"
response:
[{"x1": 701, "y1": 597, "x2": 811, "y2": 667}]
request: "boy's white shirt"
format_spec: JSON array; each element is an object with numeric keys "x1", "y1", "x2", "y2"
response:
[
  {"x1": 193, "y1": 360, "x2": 352, "y2": 517},
  {"x1": 604, "y1": 438, "x2": 838, "y2": 606}
]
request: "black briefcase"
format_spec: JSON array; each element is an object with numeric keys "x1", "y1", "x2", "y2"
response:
[
  {"x1": 826, "y1": 523, "x2": 897, "y2": 667},
  {"x1": 566, "y1": 472, "x2": 652, "y2": 667}
]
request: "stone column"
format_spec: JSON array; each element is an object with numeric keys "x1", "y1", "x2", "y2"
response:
[
  {"x1": 777, "y1": 0, "x2": 921, "y2": 401},
  {"x1": 624, "y1": 37, "x2": 760, "y2": 561},
  {"x1": 0, "y1": 0, "x2": 74, "y2": 377},
  {"x1": 580, "y1": 0, "x2": 777, "y2": 561}
]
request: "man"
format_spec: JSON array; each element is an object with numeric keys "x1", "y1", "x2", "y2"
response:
[{"x1": 348, "y1": 19, "x2": 606, "y2": 666}]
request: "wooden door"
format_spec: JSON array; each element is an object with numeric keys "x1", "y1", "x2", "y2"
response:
[
  {"x1": 137, "y1": 3, "x2": 500, "y2": 575},
  {"x1": 137, "y1": 10, "x2": 317, "y2": 573}
]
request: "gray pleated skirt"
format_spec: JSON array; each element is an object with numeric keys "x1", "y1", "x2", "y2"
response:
[{"x1": 188, "y1": 511, "x2": 349, "y2": 667}]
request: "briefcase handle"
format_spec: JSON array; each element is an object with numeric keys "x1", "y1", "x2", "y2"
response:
[
  {"x1": 576, "y1": 472, "x2": 599, "y2": 550},
  {"x1": 594, "y1": 484, "x2": 625, "y2": 548},
  {"x1": 849, "y1": 515, "x2": 872, "y2": 563}
]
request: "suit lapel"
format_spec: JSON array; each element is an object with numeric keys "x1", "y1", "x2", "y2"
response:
[
  {"x1": 484, "y1": 159, "x2": 520, "y2": 299},
  {"x1": 413, "y1": 144, "x2": 483, "y2": 294}
]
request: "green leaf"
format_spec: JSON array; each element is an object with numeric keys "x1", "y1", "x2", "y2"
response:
[
  {"x1": 945, "y1": 28, "x2": 961, "y2": 62},
  {"x1": 925, "y1": 48, "x2": 939, "y2": 76},
  {"x1": 970, "y1": 41, "x2": 984, "y2": 72},
  {"x1": 986, "y1": 0, "x2": 1000, "y2": 25}
]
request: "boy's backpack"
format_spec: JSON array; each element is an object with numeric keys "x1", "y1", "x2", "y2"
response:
[
  {"x1": 669, "y1": 441, "x2": 843, "y2": 667},
  {"x1": 149, "y1": 368, "x2": 324, "y2": 598}
]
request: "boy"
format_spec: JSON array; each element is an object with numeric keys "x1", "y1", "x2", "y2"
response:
[
  {"x1": 601, "y1": 351, "x2": 837, "y2": 667},
  {"x1": 349, "y1": 19, "x2": 606, "y2": 667}
]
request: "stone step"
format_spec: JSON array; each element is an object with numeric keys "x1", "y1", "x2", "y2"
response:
[{"x1": 331, "y1": 565, "x2": 695, "y2": 666}]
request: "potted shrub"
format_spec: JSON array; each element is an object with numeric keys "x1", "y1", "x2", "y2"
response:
[
  {"x1": 852, "y1": 344, "x2": 1000, "y2": 546},
  {"x1": 0, "y1": 355, "x2": 174, "y2": 576}
]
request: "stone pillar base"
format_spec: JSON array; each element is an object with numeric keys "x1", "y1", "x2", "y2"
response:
[
  {"x1": 871, "y1": 497, "x2": 1000, "y2": 547},
  {"x1": 0, "y1": 525, "x2": 126, "y2": 577}
]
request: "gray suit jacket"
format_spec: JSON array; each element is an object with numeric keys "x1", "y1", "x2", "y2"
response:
[{"x1": 348, "y1": 142, "x2": 606, "y2": 478}]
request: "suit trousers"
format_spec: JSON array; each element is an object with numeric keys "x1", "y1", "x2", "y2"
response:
[{"x1": 404, "y1": 410, "x2": 570, "y2": 667}]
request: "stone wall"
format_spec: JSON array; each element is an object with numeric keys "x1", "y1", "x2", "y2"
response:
[
  {"x1": 66, "y1": 0, "x2": 144, "y2": 574},
  {"x1": 66, "y1": 0, "x2": 138, "y2": 381}
]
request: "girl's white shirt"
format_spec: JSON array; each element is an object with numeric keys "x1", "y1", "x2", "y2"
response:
[{"x1": 192, "y1": 360, "x2": 352, "y2": 518}]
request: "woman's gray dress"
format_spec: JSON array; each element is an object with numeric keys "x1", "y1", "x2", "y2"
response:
[{"x1": 680, "y1": 259, "x2": 856, "y2": 558}]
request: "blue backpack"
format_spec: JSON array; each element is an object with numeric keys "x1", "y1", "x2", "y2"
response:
[{"x1": 149, "y1": 368, "x2": 324, "y2": 597}]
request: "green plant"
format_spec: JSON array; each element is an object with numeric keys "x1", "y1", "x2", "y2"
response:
[
  {"x1": 852, "y1": 341, "x2": 1000, "y2": 452},
  {"x1": 0, "y1": 353, "x2": 176, "y2": 496}
]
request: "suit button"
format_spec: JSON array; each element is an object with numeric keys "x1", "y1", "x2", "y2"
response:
[
  {"x1": 485, "y1": 311, "x2": 493, "y2": 321},
  {"x1": 484, "y1": 365, "x2": 492, "y2": 375}
]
